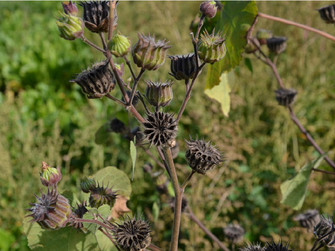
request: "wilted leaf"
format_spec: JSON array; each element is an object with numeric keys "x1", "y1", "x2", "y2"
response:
[
  {"x1": 280, "y1": 154, "x2": 325, "y2": 210},
  {"x1": 205, "y1": 1, "x2": 258, "y2": 88},
  {"x1": 204, "y1": 71, "x2": 235, "y2": 117},
  {"x1": 111, "y1": 195, "x2": 131, "y2": 219},
  {"x1": 93, "y1": 166, "x2": 132, "y2": 199},
  {"x1": 130, "y1": 139, "x2": 137, "y2": 181}
]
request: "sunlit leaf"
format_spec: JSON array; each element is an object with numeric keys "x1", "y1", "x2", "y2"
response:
[
  {"x1": 130, "y1": 139, "x2": 137, "y2": 181},
  {"x1": 280, "y1": 154, "x2": 325, "y2": 210}
]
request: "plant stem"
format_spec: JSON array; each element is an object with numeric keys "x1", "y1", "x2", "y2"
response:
[
  {"x1": 129, "y1": 69, "x2": 145, "y2": 106},
  {"x1": 108, "y1": 0, "x2": 117, "y2": 41},
  {"x1": 140, "y1": 145, "x2": 166, "y2": 170},
  {"x1": 99, "y1": 32, "x2": 108, "y2": 51},
  {"x1": 258, "y1": 12, "x2": 335, "y2": 43},
  {"x1": 180, "y1": 171, "x2": 195, "y2": 192},
  {"x1": 188, "y1": 209, "x2": 230, "y2": 251},
  {"x1": 288, "y1": 106, "x2": 335, "y2": 170},
  {"x1": 162, "y1": 147, "x2": 181, "y2": 251},
  {"x1": 75, "y1": 218, "x2": 113, "y2": 230},
  {"x1": 149, "y1": 243, "x2": 165, "y2": 251},
  {"x1": 312, "y1": 168, "x2": 335, "y2": 176},
  {"x1": 80, "y1": 35, "x2": 106, "y2": 54},
  {"x1": 157, "y1": 146, "x2": 171, "y2": 179},
  {"x1": 195, "y1": 14, "x2": 205, "y2": 41},
  {"x1": 105, "y1": 93, "x2": 127, "y2": 107},
  {"x1": 124, "y1": 56, "x2": 136, "y2": 82}
]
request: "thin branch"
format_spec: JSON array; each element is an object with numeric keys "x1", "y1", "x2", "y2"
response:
[
  {"x1": 129, "y1": 69, "x2": 145, "y2": 106},
  {"x1": 258, "y1": 12, "x2": 335, "y2": 43},
  {"x1": 288, "y1": 106, "x2": 335, "y2": 170},
  {"x1": 195, "y1": 14, "x2": 205, "y2": 41},
  {"x1": 312, "y1": 168, "x2": 335, "y2": 176},
  {"x1": 80, "y1": 35, "x2": 106, "y2": 54},
  {"x1": 99, "y1": 32, "x2": 108, "y2": 51},
  {"x1": 124, "y1": 56, "x2": 136, "y2": 82},
  {"x1": 140, "y1": 145, "x2": 166, "y2": 170},
  {"x1": 75, "y1": 218, "x2": 113, "y2": 230},
  {"x1": 149, "y1": 243, "x2": 165, "y2": 251},
  {"x1": 105, "y1": 93, "x2": 127, "y2": 108},
  {"x1": 180, "y1": 171, "x2": 195, "y2": 192},
  {"x1": 188, "y1": 209, "x2": 230, "y2": 251},
  {"x1": 108, "y1": 0, "x2": 117, "y2": 41}
]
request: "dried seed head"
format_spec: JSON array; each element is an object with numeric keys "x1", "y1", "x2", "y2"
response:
[
  {"x1": 81, "y1": 178, "x2": 97, "y2": 193},
  {"x1": 199, "y1": 0, "x2": 218, "y2": 19},
  {"x1": 79, "y1": 0, "x2": 118, "y2": 33},
  {"x1": 266, "y1": 37, "x2": 287, "y2": 54},
  {"x1": 39, "y1": 161, "x2": 62, "y2": 187},
  {"x1": 168, "y1": 53, "x2": 199, "y2": 81},
  {"x1": 109, "y1": 31, "x2": 131, "y2": 58},
  {"x1": 197, "y1": 29, "x2": 226, "y2": 64},
  {"x1": 70, "y1": 61, "x2": 115, "y2": 99},
  {"x1": 274, "y1": 88, "x2": 297, "y2": 107},
  {"x1": 143, "y1": 111, "x2": 178, "y2": 147},
  {"x1": 56, "y1": 12, "x2": 84, "y2": 41},
  {"x1": 239, "y1": 243, "x2": 265, "y2": 251},
  {"x1": 113, "y1": 216, "x2": 151, "y2": 251},
  {"x1": 132, "y1": 33, "x2": 171, "y2": 71},
  {"x1": 256, "y1": 29, "x2": 273, "y2": 45},
  {"x1": 62, "y1": 1, "x2": 78, "y2": 16},
  {"x1": 26, "y1": 189, "x2": 71, "y2": 230},
  {"x1": 264, "y1": 240, "x2": 293, "y2": 251},
  {"x1": 313, "y1": 215, "x2": 335, "y2": 249},
  {"x1": 145, "y1": 80, "x2": 174, "y2": 108},
  {"x1": 169, "y1": 196, "x2": 188, "y2": 213},
  {"x1": 294, "y1": 209, "x2": 320, "y2": 232},
  {"x1": 224, "y1": 224, "x2": 244, "y2": 244},
  {"x1": 69, "y1": 201, "x2": 88, "y2": 229},
  {"x1": 318, "y1": 4, "x2": 335, "y2": 24},
  {"x1": 110, "y1": 118, "x2": 127, "y2": 134},
  {"x1": 89, "y1": 182, "x2": 118, "y2": 208},
  {"x1": 185, "y1": 136, "x2": 223, "y2": 175}
]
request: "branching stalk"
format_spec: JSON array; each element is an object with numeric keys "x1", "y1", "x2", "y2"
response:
[{"x1": 80, "y1": 35, "x2": 106, "y2": 53}]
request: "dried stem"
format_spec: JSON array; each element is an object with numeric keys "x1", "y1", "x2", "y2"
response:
[
  {"x1": 188, "y1": 209, "x2": 230, "y2": 251},
  {"x1": 80, "y1": 35, "x2": 106, "y2": 54},
  {"x1": 105, "y1": 93, "x2": 127, "y2": 107},
  {"x1": 258, "y1": 12, "x2": 335, "y2": 43},
  {"x1": 162, "y1": 147, "x2": 181, "y2": 251},
  {"x1": 129, "y1": 69, "x2": 145, "y2": 106},
  {"x1": 180, "y1": 171, "x2": 195, "y2": 192},
  {"x1": 312, "y1": 168, "x2": 335, "y2": 176}
]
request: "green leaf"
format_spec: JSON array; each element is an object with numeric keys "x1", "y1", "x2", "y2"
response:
[
  {"x1": 95, "y1": 122, "x2": 113, "y2": 145},
  {"x1": 205, "y1": 1, "x2": 258, "y2": 88},
  {"x1": 23, "y1": 218, "x2": 98, "y2": 251},
  {"x1": 130, "y1": 139, "x2": 137, "y2": 181},
  {"x1": 280, "y1": 154, "x2": 326, "y2": 210},
  {"x1": 93, "y1": 166, "x2": 132, "y2": 199},
  {"x1": 204, "y1": 71, "x2": 235, "y2": 117},
  {"x1": 83, "y1": 205, "x2": 111, "y2": 235},
  {"x1": 244, "y1": 57, "x2": 253, "y2": 73},
  {"x1": 152, "y1": 202, "x2": 159, "y2": 222}
]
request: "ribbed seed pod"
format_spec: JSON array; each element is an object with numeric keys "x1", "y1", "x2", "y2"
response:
[
  {"x1": 256, "y1": 29, "x2": 273, "y2": 45},
  {"x1": 89, "y1": 183, "x2": 118, "y2": 208},
  {"x1": 185, "y1": 136, "x2": 223, "y2": 175},
  {"x1": 39, "y1": 161, "x2": 62, "y2": 187},
  {"x1": 274, "y1": 88, "x2": 297, "y2": 107},
  {"x1": 266, "y1": 37, "x2": 287, "y2": 54},
  {"x1": 132, "y1": 33, "x2": 171, "y2": 71},
  {"x1": 56, "y1": 12, "x2": 84, "y2": 41},
  {"x1": 70, "y1": 61, "x2": 115, "y2": 99},
  {"x1": 79, "y1": 0, "x2": 118, "y2": 33},
  {"x1": 143, "y1": 111, "x2": 178, "y2": 147},
  {"x1": 318, "y1": 4, "x2": 335, "y2": 24},
  {"x1": 109, "y1": 31, "x2": 131, "y2": 58},
  {"x1": 197, "y1": 29, "x2": 226, "y2": 64},
  {"x1": 239, "y1": 243, "x2": 265, "y2": 251},
  {"x1": 168, "y1": 53, "x2": 198, "y2": 81},
  {"x1": 264, "y1": 240, "x2": 293, "y2": 251},
  {"x1": 145, "y1": 80, "x2": 174, "y2": 108},
  {"x1": 294, "y1": 209, "x2": 320, "y2": 232},
  {"x1": 224, "y1": 224, "x2": 245, "y2": 244},
  {"x1": 199, "y1": 0, "x2": 218, "y2": 19},
  {"x1": 113, "y1": 216, "x2": 151, "y2": 251},
  {"x1": 26, "y1": 189, "x2": 72, "y2": 230},
  {"x1": 313, "y1": 215, "x2": 335, "y2": 250}
]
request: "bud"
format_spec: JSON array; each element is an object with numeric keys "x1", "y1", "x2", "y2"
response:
[
  {"x1": 266, "y1": 37, "x2": 287, "y2": 54},
  {"x1": 145, "y1": 80, "x2": 174, "y2": 108},
  {"x1": 264, "y1": 240, "x2": 293, "y2": 251},
  {"x1": 274, "y1": 88, "x2": 297, "y2": 107},
  {"x1": 197, "y1": 29, "x2": 226, "y2": 64},
  {"x1": 80, "y1": 178, "x2": 96, "y2": 193},
  {"x1": 245, "y1": 37, "x2": 260, "y2": 54},
  {"x1": 56, "y1": 12, "x2": 84, "y2": 41},
  {"x1": 26, "y1": 189, "x2": 72, "y2": 230},
  {"x1": 62, "y1": 1, "x2": 78, "y2": 16},
  {"x1": 70, "y1": 60, "x2": 115, "y2": 99},
  {"x1": 294, "y1": 209, "x2": 320, "y2": 232},
  {"x1": 199, "y1": 0, "x2": 218, "y2": 19},
  {"x1": 185, "y1": 136, "x2": 223, "y2": 175},
  {"x1": 256, "y1": 29, "x2": 273, "y2": 45},
  {"x1": 318, "y1": 4, "x2": 335, "y2": 24},
  {"x1": 89, "y1": 182, "x2": 118, "y2": 208},
  {"x1": 132, "y1": 33, "x2": 171, "y2": 71},
  {"x1": 223, "y1": 224, "x2": 245, "y2": 244},
  {"x1": 168, "y1": 53, "x2": 199, "y2": 81},
  {"x1": 143, "y1": 111, "x2": 178, "y2": 147},
  {"x1": 239, "y1": 243, "x2": 265, "y2": 251},
  {"x1": 40, "y1": 161, "x2": 62, "y2": 187},
  {"x1": 113, "y1": 215, "x2": 151, "y2": 251},
  {"x1": 79, "y1": 0, "x2": 118, "y2": 33},
  {"x1": 108, "y1": 32, "x2": 131, "y2": 58}
]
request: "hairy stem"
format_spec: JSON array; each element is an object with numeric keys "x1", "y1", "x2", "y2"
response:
[
  {"x1": 80, "y1": 35, "x2": 106, "y2": 53},
  {"x1": 258, "y1": 12, "x2": 335, "y2": 43},
  {"x1": 162, "y1": 147, "x2": 181, "y2": 251},
  {"x1": 188, "y1": 209, "x2": 230, "y2": 251},
  {"x1": 105, "y1": 93, "x2": 127, "y2": 107},
  {"x1": 75, "y1": 218, "x2": 113, "y2": 230}
]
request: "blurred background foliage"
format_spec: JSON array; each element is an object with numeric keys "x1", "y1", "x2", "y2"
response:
[{"x1": 0, "y1": 1, "x2": 335, "y2": 251}]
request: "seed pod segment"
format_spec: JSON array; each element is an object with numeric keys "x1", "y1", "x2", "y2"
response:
[
  {"x1": 197, "y1": 29, "x2": 226, "y2": 64},
  {"x1": 318, "y1": 4, "x2": 335, "y2": 24},
  {"x1": 56, "y1": 12, "x2": 84, "y2": 41},
  {"x1": 145, "y1": 80, "x2": 174, "y2": 108},
  {"x1": 168, "y1": 53, "x2": 198, "y2": 81}
]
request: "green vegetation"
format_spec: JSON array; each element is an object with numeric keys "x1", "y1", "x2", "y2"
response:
[{"x1": 1, "y1": 1, "x2": 335, "y2": 250}]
